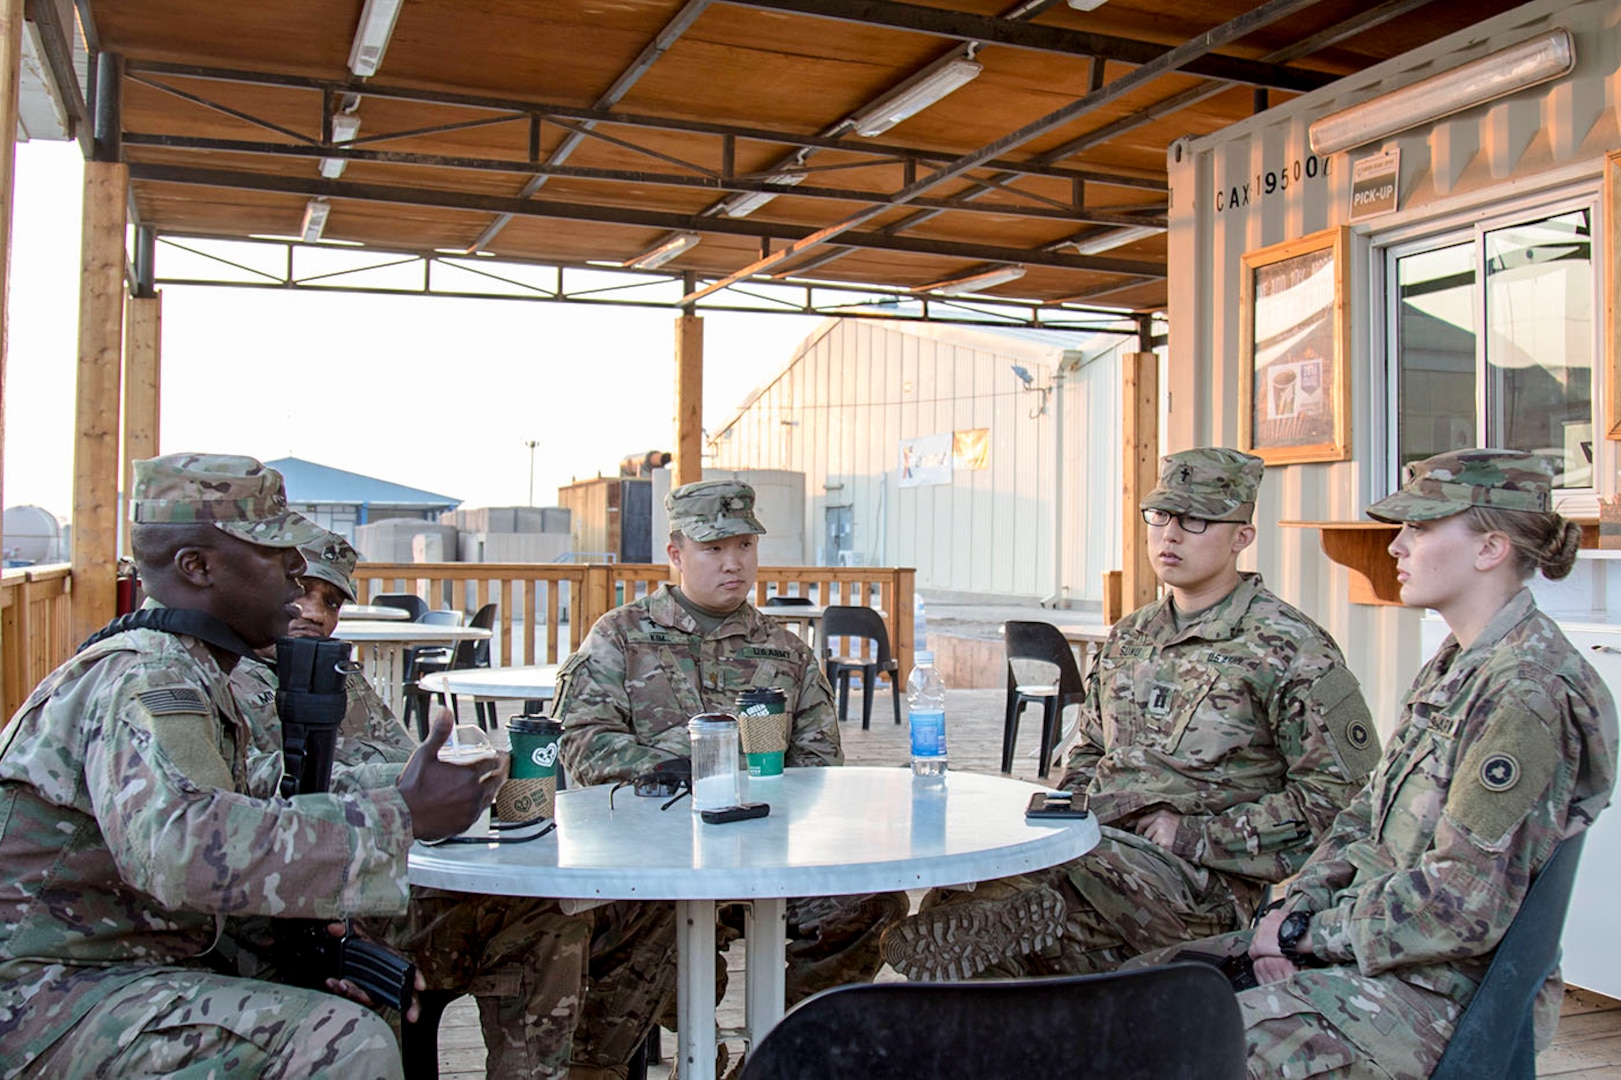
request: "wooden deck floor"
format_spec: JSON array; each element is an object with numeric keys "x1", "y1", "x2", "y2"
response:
[{"x1": 433, "y1": 688, "x2": 1621, "y2": 1078}]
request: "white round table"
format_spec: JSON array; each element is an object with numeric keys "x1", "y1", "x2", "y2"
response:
[
  {"x1": 415, "y1": 664, "x2": 561, "y2": 726},
  {"x1": 339, "y1": 604, "x2": 411, "y2": 621},
  {"x1": 332, "y1": 621, "x2": 493, "y2": 715},
  {"x1": 410, "y1": 766, "x2": 1097, "y2": 1080}
]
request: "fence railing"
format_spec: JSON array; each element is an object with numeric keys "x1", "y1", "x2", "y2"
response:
[
  {"x1": 1, "y1": 562, "x2": 916, "y2": 726},
  {"x1": 2, "y1": 564, "x2": 74, "y2": 724},
  {"x1": 350, "y1": 563, "x2": 915, "y2": 674}
]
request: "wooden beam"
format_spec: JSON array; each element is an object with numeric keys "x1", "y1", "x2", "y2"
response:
[
  {"x1": 71, "y1": 161, "x2": 129, "y2": 644},
  {"x1": 1121, "y1": 351, "x2": 1158, "y2": 616},
  {"x1": 0, "y1": 0, "x2": 21, "y2": 597},
  {"x1": 674, "y1": 313, "x2": 703, "y2": 488},
  {"x1": 121, "y1": 294, "x2": 163, "y2": 556}
]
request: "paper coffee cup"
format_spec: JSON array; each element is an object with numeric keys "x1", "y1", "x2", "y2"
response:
[
  {"x1": 498, "y1": 716, "x2": 561, "y2": 821},
  {"x1": 736, "y1": 688, "x2": 787, "y2": 778}
]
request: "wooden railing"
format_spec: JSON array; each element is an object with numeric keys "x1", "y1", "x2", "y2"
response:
[
  {"x1": 351, "y1": 563, "x2": 916, "y2": 674},
  {"x1": 2, "y1": 564, "x2": 74, "y2": 724},
  {"x1": 0, "y1": 562, "x2": 915, "y2": 725}
]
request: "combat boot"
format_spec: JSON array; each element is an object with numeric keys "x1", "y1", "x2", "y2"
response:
[{"x1": 879, "y1": 882, "x2": 1066, "y2": 981}]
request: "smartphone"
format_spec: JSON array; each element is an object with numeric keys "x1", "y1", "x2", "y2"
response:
[
  {"x1": 1026, "y1": 791, "x2": 1091, "y2": 820},
  {"x1": 700, "y1": 802, "x2": 770, "y2": 824}
]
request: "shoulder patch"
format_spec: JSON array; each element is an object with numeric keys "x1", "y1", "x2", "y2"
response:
[
  {"x1": 1311, "y1": 665, "x2": 1381, "y2": 780},
  {"x1": 136, "y1": 687, "x2": 210, "y2": 716},
  {"x1": 1448, "y1": 716, "x2": 1561, "y2": 846}
]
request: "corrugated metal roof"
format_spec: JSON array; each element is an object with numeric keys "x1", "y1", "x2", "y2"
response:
[{"x1": 267, "y1": 456, "x2": 460, "y2": 508}]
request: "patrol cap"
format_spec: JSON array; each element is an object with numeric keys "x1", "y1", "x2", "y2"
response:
[
  {"x1": 1366, "y1": 448, "x2": 1554, "y2": 523},
  {"x1": 131, "y1": 453, "x2": 325, "y2": 549},
  {"x1": 298, "y1": 530, "x2": 359, "y2": 602},
  {"x1": 667, "y1": 479, "x2": 766, "y2": 542},
  {"x1": 1141, "y1": 447, "x2": 1265, "y2": 520}
]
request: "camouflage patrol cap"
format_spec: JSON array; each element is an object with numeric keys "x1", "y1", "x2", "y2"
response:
[
  {"x1": 298, "y1": 529, "x2": 359, "y2": 602},
  {"x1": 667, "y1": 479, "x2": 766, "y2": 542},
  {"x1": 131, "y1": 453, "x2": 325, "y2": 549},
  {"x1": 1366, "y1": 448, "x2": 1554, "y2": 523},
  {"x1": 1141, "y1": 447, "x2": 1265, "y2": 520}
]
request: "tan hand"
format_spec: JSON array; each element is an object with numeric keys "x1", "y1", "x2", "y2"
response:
[{"x1": 1134, "y1": 809, "x2": 1182, "y2": 849}]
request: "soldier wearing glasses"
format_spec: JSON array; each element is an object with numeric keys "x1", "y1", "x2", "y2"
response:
[{"x1": 882, "y1": 447, "x2": 1381, "y2": 981}]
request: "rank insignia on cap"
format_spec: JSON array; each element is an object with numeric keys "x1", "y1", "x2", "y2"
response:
[
  {"x1": 1480, "y1": 752, "x2": 1520, "y2": 792},
  {"x1": 1347, "y1": 720, "x2": 1372, "y2": 749}
]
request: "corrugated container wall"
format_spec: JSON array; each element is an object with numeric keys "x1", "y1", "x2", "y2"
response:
[
  {"x1": 709, "y1": 318, "x2": 1136, "y2": 606},
  {"x1": 1167, "y1": 0, "x2": 1619, "y2": 734}
]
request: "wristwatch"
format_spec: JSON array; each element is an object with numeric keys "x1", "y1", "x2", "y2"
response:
[{"x1": 1276, "y1": 910, "x2": 1313, "y2": 964}]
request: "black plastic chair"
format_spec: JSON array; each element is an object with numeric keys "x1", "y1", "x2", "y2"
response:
[
  {"x1": 821, "y1": 605, "x2": 901, "y2": 729},
  {"x1": 372, "y1": 592, "x2": 428, "y2": 622},
  {"x1": 740, "y1": 962, "x2": 1243, "y2": 1080},
  {"x1": 1431, "y1": 833, "x2": 1587, "y2": 1080},
  {"x1": 1000, "y1": 621, "x2": 1087, "y2": 778},
  {"x1": 415, "y1": 603, "x2": 499, "y2": 734},
  {"x1": 764, "y1": 596, "x2": 815, "y2": 606}
]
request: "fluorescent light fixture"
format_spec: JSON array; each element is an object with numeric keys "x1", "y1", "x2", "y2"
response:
[
  {"x1": 1308, "y1": 29, "x2": 1574, "y2": 156},
  {"x1": 348, "y1": 0, "x2": 404, "y2": 78},
  {"x1": 1070, "y1": 224, "x2": 1165, "y2": 255},
  {"x1": 626, "y1": 232, "x2": 700, "y2": 271},
  {"x1": 301, "y1": 198, "x2": 330, "y2": 242},
  {"x1": 319, "y1": 113, "x2": 362, "y2": 178},
  {"x1": 850, "y1": 51, "x2": 983, "y2": 138},
  {"x1": 1066, "y1": 0, "x2": 1110, "y2": 9},
  {"x1": 720, "y1": 173, "x2": 807, "y2": 219},
  {"x1": 923, "y1": 264, "x2": 1026, "y2": 295}
]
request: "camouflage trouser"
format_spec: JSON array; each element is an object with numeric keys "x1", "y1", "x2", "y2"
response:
[
  {"x1": 363, "y1": 889, "x2": 592, "y2": 1080},
  {"x1": 1128, "y1": 929, "x2": 1463, "y2": 1080},
  {"x1": 916, "y1": 825, "x2": 1252, "y2": 976},
  {"x1": 20, "y1": 967, "x2": 400, "y2": 1080}
]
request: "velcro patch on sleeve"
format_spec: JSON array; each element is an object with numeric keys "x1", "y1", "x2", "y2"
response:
[
  {"x1": 1447, "y1": 705, "x2": 1561, "y2": 847},
  {"x1": 1311, "y1": 665, "x2": 1381, "y2": 780},
  {"x1": 135, "y1": 687, "x2": 209, "y2": 716}
]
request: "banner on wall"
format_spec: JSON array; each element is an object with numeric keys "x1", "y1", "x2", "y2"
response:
[
  {"x1": 952, "y1": 428, "x2": 990, "y2": 470},
  {"x1": 898, "y1": 433, "x2": 952, "y2": 487}
]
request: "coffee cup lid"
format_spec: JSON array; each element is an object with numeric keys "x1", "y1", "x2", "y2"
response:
[{"x1": 509, "y1": 716, "x2": 562, "y2": 735}]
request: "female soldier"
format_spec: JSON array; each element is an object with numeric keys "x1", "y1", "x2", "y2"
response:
[{"x1": 1160, "y1": 449, "x2": 1616, "y2": 1078}]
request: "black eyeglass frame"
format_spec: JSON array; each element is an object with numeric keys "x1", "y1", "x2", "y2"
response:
[{"x1": 1140, "y1": 508, "x2": 1248, "y2": 534}]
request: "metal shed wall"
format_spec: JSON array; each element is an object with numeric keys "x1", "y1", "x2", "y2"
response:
[
  {"x1": 710, "y1": 318, "x2": 1134, "y2": 605},
  {"x1": 1166, "y1": 0, "x2": 1620, "y2": 733}
]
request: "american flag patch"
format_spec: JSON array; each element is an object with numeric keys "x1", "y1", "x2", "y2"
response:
[{"x1": 136, "y1": 687, "x2": 209, "y2": 716}]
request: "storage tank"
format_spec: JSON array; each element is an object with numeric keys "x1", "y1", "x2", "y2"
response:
[{"x1": 3, "y1": 505, "x2": 67, "y2": 566}]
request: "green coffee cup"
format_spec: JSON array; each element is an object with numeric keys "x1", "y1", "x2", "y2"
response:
[
  {"x1": 498, "y1": 716, "x2": 562, "y2": 820},
  {"x1": 736, "y1": 688, "x2": 787, "y2": 778}
]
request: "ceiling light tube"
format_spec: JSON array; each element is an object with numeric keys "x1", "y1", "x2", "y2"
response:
[
  {"x1": 627, "y1": 232, "x2": 700, "y2": 271},
  {"x1": 1070, "y1": 224, "x2": 1165, "y2": 255},
  {"x1": 720, "y1": 173, "x2": 807, "y2": 219},
  {"x1": 301, "y1": 198, "x2": 330, "y2": 243},
  {"x1": 850, "y1": 50, "x2": 983, "y2": 138},
  {"x1": 319, "y1": 113, "x2": 362, "y2": 179},
  {"x1": 1308, "y1": 28, "x2": 1574, "y2": 156},
  {"x1": 923, "y1": 264, "x2": 1026, "y2": 296},
  {"x1": 1066, "y1": 0, "x2": 1110, "y2": 9},
  {"x1": 348, "y1": 0, "x2": 404, "y2": 78}
]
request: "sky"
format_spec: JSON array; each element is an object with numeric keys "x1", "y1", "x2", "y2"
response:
[{"x1": 2, "y1": 139, "x2": 829, "y2": 519}]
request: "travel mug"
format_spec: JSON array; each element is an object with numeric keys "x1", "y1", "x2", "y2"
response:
[{"x1": 688, "y1": 712, "x2": 742, "y2": 813}]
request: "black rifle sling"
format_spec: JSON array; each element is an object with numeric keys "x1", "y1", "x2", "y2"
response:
[{"x1": 77, "y1": 607, "x2": 259, "y2": 662}]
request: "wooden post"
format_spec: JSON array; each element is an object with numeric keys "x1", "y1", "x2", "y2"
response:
[
  {"x1": 674, "y1": 313, "x2": 703, "y2": 488},
  {"x1": 121, "y1": 294, "x2": 162, "y2": 555},
  {"x1": 1121, "y1": 351, "x2": 1159, "y2": 616},
  {"x1": 0, "y1": 0, "x2": 23, "y2": 587},
  {"x1": 71, "y1": 162, "x2": 129, "y2": 644}
]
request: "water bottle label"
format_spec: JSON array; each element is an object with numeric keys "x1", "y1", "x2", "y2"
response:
[{"x1": 910, "y1": 709, "x2": 946, "y2": 757}]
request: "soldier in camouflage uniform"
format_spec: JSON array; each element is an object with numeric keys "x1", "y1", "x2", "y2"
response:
[
  {"x1": 1136, "y1": 449, "x2": 1617, "y2": 1079},
  {"x1": 0, "y1": 454, "x2": 499, "y2": 1080},
  {"x1": 882, "y1": 447, "x2": 1382, "y2": 981},
  {"x1": 554, "y1": 479, "x2": 908, "y2": 1073},
  {"x1": 227, "y1": 530, "x2": 593, "y2": 1080}
]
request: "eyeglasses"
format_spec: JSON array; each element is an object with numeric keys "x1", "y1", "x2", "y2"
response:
[
  {"x1": 1141, "y1": 508, "x2": 1245, "y2": 534},
  {"x1": 609, "y1": 757, "x2": 692, "y2": 811}
]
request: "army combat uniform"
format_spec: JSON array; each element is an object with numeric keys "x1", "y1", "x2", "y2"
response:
[{"x1": 228, "y1": 658, "x2": 593, "y2": 1080}]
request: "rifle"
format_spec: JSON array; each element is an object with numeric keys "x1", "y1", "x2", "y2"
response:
[
  {"x1": 80, "y1": 613, "x2": 417, "y2": 1012},
  {"x1": 272, "y1": 634, "x2": 417, "y2": 1014}
]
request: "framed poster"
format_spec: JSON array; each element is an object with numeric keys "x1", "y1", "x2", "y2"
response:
[
  {"x1": 1239, "y1": 226, "x2": 1351, "y2": 465},
  {"x1": 1607, "y1": 149, "x2": 1621, "y2": 439}
]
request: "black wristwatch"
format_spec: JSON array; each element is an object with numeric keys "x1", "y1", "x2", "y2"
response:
[{"x1": 1276, "y1": 910, "x2": 1313, "y2": 964}]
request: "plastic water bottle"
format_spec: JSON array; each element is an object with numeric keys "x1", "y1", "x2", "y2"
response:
[
  {"x1": 907, "y1": 650, "x2": 948, "y2": 777},
  {"x1": 913, "y1": 593, "x2": 928, "y2": 652}
]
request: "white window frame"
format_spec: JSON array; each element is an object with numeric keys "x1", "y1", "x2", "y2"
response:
[{"x1": 1371, "y1": 181, "x2": 1605, "y2": 516}]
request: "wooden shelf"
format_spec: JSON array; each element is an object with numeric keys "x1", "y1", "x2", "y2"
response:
[{"x1": 1282, "y1": 519, "x2": 1603, "y2": 607}]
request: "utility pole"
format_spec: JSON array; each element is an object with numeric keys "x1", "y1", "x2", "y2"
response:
[{"x1": 524, "y1": 439, "x2": 540, "y2": 506}]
